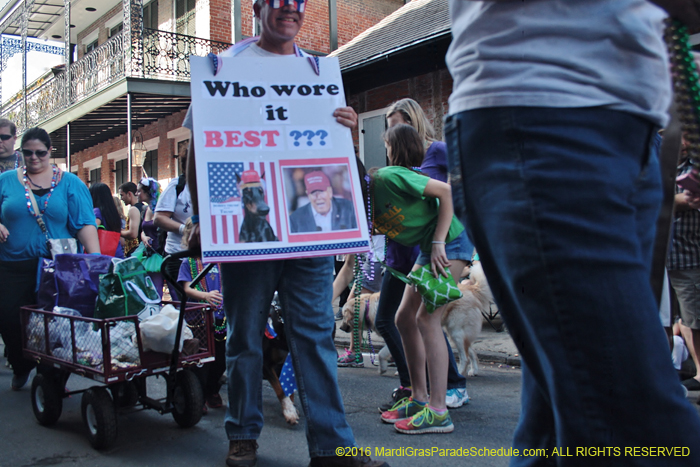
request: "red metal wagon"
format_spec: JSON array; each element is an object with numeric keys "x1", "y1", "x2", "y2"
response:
[{"x1": 20, "y1": 252, "x2": 215, "y2": 450}]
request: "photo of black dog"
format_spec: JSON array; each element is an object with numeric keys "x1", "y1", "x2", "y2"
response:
[{"x1": 235, "y1": 169, "x2": 277, "y2": 243}]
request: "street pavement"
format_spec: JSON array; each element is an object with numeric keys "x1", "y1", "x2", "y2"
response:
[
  {"x1": 0, "y1": 321, "x2": 522, "y2": 467},
  {"x1": 3, "y1": 316, "x2": 699, "y2": 467}
]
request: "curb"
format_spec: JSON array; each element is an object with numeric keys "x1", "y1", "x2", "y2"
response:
[
  {"x1": 476, "y1": 350, "x2": 521, "y2": 368},
  {"x1": 334, "y1": 337, "x2": 521, "y2": 369}
]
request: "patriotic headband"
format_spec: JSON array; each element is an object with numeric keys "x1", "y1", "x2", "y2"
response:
[{"x1": 257, "y1": 0, "x2": 306, "y2": 13}]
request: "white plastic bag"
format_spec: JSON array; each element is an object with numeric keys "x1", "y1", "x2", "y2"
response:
[{"x1": 139, "y1": 304, "x2": 193, "y2": 354}]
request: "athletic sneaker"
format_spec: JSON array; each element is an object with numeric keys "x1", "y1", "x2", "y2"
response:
[
  {"x1": 445, "y1": 387, "x2": 470, "y2": 408},
  {"x1": 378, "y1": 386, "x2": 412, "y2": 413},
  {"x1": 381, "y1": 397, "x2": 425, "y2": 424},
  {"x1": 394, "y1": 406, "x2": 454, "y2": 434},
  {"x1": 337, "y1": 349, "x2": 364, "y2": 368}
]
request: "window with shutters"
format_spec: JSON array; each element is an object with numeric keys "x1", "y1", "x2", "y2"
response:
[
  {"x1": 109, "y1": 23, "x2": 123, "y2": 38},
  {"x1": 143, "y1": 150, "x2": 158, "y2": 179},
  {"x1": 144, "y1": 0, "x2": 159, "y2": 30},
  {"x1": 115, "y1": 159, "x2": 128, "y2": 188},
  {"x1": 175, "y1": 0, "x2": 196, "y2": 36},
  {"x1": 90, "y1": 168, "x2": 101, "y2": 186},
  {"x1": 85, "y1": 39, "x2": 98, "y2": 54}
]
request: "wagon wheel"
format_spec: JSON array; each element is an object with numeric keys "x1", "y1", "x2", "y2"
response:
[
  {"x1": 81, "y1": 387, "x2": 118, "y2": 450},
  {"x1": 110, "y1": 381, "x2": 140, "y2": 408},
  {"x1": 31, "y1": 373, "x2": 63, "y2": 426},
  {"x1": 171, "y1": 370, "x2": 203, "y2": 428}
]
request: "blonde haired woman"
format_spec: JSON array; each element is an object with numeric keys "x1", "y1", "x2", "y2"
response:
[
  {"x1": 386, "y1": 98, "x2": 446, "y2": 181},
  {"x1": 386, "y1": 98, "x2": 436, "y2": 141}
]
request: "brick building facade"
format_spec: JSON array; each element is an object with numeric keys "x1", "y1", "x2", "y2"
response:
[
  {"x1": 330, "y1": 0, "x2": 453, "y2": 169},
  {"x1": 71, "y1": 110, "x2": 189, "y2": 190},
  {"x1": 347, "y1": 69, "x2": 452, "y2": 148},
  {"x1": 68, "y1": 0, "x2": 404, "y2": 191}
]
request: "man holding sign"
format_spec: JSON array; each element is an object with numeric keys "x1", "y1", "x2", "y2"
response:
[{"x1": 185, "y1": 1, "x2": 385, "y2": 467}]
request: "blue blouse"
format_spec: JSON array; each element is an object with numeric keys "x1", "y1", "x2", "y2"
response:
[{"x1": 0, "y1": 169, "x2": 96, "y2": 261}]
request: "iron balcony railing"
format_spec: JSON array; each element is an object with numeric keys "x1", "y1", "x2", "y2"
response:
[{"x1": 1, "y1": 29, "x2": 231, "y2": 133}]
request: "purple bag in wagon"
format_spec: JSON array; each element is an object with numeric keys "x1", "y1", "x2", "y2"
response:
[{"x1": 37, "y1": 254, "x2": 113, "y2": 317}]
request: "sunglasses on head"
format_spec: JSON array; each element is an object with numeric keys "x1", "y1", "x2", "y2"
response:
[
  {"x1": 22, "y1": 149, "x2": 49, "y2": 158},
  {"x1": 0, "y1": 134, "x2": 14, "y2": 141}
]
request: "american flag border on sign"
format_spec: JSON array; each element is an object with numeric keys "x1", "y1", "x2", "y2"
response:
[{"x1": 208, "y1": 161, "x2": 282, "y2": 245}]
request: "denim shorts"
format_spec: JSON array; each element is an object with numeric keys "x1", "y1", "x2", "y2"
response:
[{"x1": 416, "y1": 229, "x2": 473, "y2": 266}]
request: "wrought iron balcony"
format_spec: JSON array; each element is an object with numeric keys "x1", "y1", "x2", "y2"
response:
[{"x1": 1, "y1": 29, "x2": 231, "y2": 134}]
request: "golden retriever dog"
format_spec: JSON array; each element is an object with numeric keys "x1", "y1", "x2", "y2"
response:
[
  {"x1": 339, "y1": 262, "x2": 492, "y2": 377},
  {"x1": 445, "y1": 262, "x2": 492, "y2": 376}
]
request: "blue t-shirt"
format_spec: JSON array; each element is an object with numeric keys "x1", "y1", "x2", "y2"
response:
[{"x1": 0, "y1": 170, "x2": 96, "y2": 261}]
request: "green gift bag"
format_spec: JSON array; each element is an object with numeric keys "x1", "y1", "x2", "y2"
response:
[
  {"x1": 132, "y1": 243, "x2": 165, "y2": 273},
  {"x1": 386, "y1": 263, "x2": 463, "y2": 314},
  {"x1": 95, "y1": 257, "x2": 161, "y2": 320}
]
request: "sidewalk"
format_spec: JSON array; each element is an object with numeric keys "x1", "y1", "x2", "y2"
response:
[{"x1": 333, "y1": 306, "x2": 521, "y2": 368}]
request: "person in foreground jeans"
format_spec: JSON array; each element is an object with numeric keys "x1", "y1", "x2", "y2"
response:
[{"x1": 445, "y1": 1, "x2": 700, "y2": 465}]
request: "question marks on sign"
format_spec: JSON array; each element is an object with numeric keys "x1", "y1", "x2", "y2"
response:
[
  {"x1": 315, "y1": 130, "x2": 328, "y2": 146},
  {"x1": 286, "y1": 128, "x2": 332, "y2": 149},
  {"x1": 303, "y1": 130, "x2": 315, "y2": 146},
  {"x1": 290, "y1": 130, "x2": 303, "y2": 147}
]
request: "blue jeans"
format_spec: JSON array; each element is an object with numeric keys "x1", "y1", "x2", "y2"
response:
[
  {"x1": 220, "y1": 257, "x2": 355, "y2": 456},
  {"x1": 445, "y1": 107, "x2": 700, "y2": 465}
]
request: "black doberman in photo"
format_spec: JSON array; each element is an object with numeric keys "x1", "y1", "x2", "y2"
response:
[{"x1": 236, "y1": 169, "x2": 278, "y2": 243}]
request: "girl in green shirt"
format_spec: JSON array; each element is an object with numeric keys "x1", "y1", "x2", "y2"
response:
[{"x1": 372, "y1": 124, "x2": 471, "y2": 434}]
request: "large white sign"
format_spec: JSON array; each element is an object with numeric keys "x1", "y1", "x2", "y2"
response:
[{"x1": 190, "y1": 55, "x2": 370, "y2": 263}]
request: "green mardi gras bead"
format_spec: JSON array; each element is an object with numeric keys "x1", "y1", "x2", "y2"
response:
[{"x1": 668, "y1": 19, "x2": 700, "y2": 148}]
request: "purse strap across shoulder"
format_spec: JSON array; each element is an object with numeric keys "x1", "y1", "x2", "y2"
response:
[{"x1": 17, "y1": 167, "x2": 49, "y2": 236}]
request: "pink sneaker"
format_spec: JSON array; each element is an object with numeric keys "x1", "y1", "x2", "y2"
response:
[{"x1": 380, "y1": 397, "x2": 424, "y2": 424}]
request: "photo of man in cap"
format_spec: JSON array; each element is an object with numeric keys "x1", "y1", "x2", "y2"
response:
[{"x1": 289, "y1": 170, "x2": 357, "y2": 233}]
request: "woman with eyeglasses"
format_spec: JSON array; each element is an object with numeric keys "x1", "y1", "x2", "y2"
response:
[{"x1": 0, "y1": 127, "x2": 99, "y2": 391}]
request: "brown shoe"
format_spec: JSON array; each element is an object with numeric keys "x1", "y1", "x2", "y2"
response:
[
  {"x1": 308, "y1": 454, "x2": 389, "y2": 467},
  {"x1": 226, "y1": 440, "x2": 258, "y2": 467}
]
